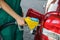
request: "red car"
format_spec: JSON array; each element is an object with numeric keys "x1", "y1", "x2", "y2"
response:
[{"x1": 26, "y1": 8, "x2": 60, "y2": 40}]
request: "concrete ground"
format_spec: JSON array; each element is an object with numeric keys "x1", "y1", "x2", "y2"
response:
[{"x1": 23, "y1": 26, "x2": 35, "y2": 40}]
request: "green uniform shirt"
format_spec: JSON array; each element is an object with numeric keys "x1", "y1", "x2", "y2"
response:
[{"x1": 0, "y1": 0, "x2": 23, "y2": 40}]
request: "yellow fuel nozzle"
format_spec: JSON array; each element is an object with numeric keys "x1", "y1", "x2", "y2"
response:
[{"x1": 24, "y1": 17, "x2": 39, "y2": 31}]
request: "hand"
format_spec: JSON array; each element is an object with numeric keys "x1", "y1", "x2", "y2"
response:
[{"x1": 16, "y1": 17, "x2": 25, "y2": 26}]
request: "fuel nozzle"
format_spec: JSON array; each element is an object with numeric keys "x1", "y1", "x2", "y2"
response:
[{"x1": 24, "y1": 17, "x2": 39, "y2": 34}]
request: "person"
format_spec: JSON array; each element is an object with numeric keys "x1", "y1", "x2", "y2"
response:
[
  {"x1": 45, "y1": 0, "x2": 59, "y2": 13},
  {"x1": 0, "y1": 0, "x2": 25, "y2": 40}
]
